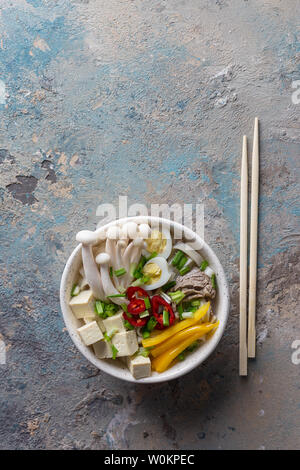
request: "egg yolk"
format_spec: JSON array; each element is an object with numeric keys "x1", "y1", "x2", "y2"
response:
[
  {"x1": 143, "y1": 262, "x2": 162, "y2": 285},
  {"x1": 146, "y1": 230, "x2": 167, "y2": 254}
]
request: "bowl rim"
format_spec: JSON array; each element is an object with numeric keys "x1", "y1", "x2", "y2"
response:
[{"x1": 60, "y1": 216, "x2": 230, "y2": 384}]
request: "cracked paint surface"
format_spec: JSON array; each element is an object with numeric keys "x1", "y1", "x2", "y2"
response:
[{"x1": 0, "y1": 0, "x2": 299, "y2": 450}]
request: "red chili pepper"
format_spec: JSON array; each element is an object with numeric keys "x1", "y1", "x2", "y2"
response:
[
  {"x1": 151, "y1": 295, "x2": 175, "y2": 329},
  {"x1": 127, "y1": 298, "x2": 146, "y2": 316},
  {"x1": 127, "y1": 286, "x2": 149, "y2": 301},
  {"x1": 123, "y1": 312, "x2": 147, "y2": 328}
]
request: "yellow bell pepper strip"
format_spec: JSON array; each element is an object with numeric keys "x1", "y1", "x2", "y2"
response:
[
  {"x1": 142, "y1": 301, "x2": 210, "y2": 348},
  {"x1": 151, "y1": 357, "x2": 178, "y2": 371},
  {"x1": 151, "y1": 322, "x2": 217, "y2": 358},
  {"x1": 151, "y1": 321, "x2": 219, "y2": 373}
]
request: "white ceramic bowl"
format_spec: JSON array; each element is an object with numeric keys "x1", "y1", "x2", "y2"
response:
[{"x1": 60, "y1": 216, "x2": 230, "y2": 383}]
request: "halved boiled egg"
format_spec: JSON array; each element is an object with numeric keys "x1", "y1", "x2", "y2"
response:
[
  {"x1": 141, "y1": 256, "x2": 172, "y2": 291},
  {"x1": 143, "y1": 228, "x2": 172, "y2": 259}
]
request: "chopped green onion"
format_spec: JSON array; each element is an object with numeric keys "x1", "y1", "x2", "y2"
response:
[
  {"x1": 137, "y1": 347, "x2": 151, "y2": 357},
  {"x1": 172, "y1": 250, "x2": 184, "y2": 267},
  {"x1": 105, "y1": 302, "x2": 117, "y2": 308},
  {"x1": 142, "y1": 330, "x2": 150, "y2": 339},
  {"x1": 138, "y1": 255, "x2": 147, "y2": 269},
  {"x1": 133, "y1": 270, "x2": 141, "y2": 280},
  {"x1": 146, "y1": 316, "x2": 157, "y2": 331},
  {"x1": 211, "y1": 273, "x2": 217, "y2": 289},
  {"x1": 144, "y1": 297, "x2": 151, "y2": 309},
  {"x1": 95, "y1": 300, "x2": 105, "y2": 317},
  {"x1": 177, "y1": 255, "x2": 188, "y2": 270},
  {"x1": 103, "y1": 332, "x2": 110, "y2": 342},
  {"x1": 186, "y1": 341, "x2": 199, "y2": 352},
  {"x1": 200, "y1": 260, "x2": 209, "y2": 271},
  {"x1": 95, "y1": 301, "x2": 118, "y2": 318},
  {"x1": 191, "y1": 300, "x2": 201, "y2": 307},
  {"x1": 179, "y1": 266, "x2": 191, "y2": 276},
  {"x1": 121, "y1": 303, "x2": 128, "y2": 313},
  {"x1": 71, "y1": 284, "x2": 80, "y2": 297},
  {"x1": 163, "y1": 309, "x2": 169, "y2": 326},
  {"x1": 182, "y1": 301, "x2": 198, "y2": 313},
  {"x1": 146, "y1": 251, "x2": 158, "y2": 260},
  {"x1": 139, "y1": 310, "x2": 150, "y2": 319},
  {"x1": 161, "y1": 280, "x2": 176, "y2": 292},
  {"x1": 114, "y1": 268, "x2": 127, "y2": 277},
  {"x1": 181, "y1": 311, "x2": 194, "y2": 319},
  {"x1": 131, "y1": 278, "x2": 143, "y2": 287},
  {"x1": 124, "y1": 319, "x2": 134, "y2": 330},
  {"x1": 107, "y1": 293, "x2": 126, "y2": 298},
  {"x1": 107, "y1": 328, "x2": 118, "y2": 339},
  {"x1": 129, "y1": 263, "x2": 137, "y2": 277},
  {"x1": 111, "y1": 344, "x2": 118, "y2": 360},
  {"x1": 169, "y1": 291, "x2": 185, "y2": 304},
  {"x1": 131, "y1": 275, "x2": 150, "y2": 287},
  {"x1": 105, "y1": 303, "x2": 117, "y2": 310},
  {"x1": 177, "y1": 352, "x2": 185, "y2": 361},
  {"x1": 177, "y1": 303, "x2": 184, "y2": 320},
  {"x1": 133, "y1": 255, "x2": 147, "y2": 278},
  {"x1": 101, "y1": 302, "x2": 118, "y2": 317}
]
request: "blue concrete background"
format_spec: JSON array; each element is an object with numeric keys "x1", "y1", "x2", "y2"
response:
[{"x1": 0, "y1": 0, "x2": 299, "y2": 449}]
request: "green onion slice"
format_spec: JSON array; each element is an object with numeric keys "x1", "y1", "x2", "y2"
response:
[
  {"x1": 139, "y1": 310, "x2": 150, "y2": 319},
  {"x1": 114, "y1": 268, "x2": 127, "y2": 277},
  {"x1": 111, "y1": 344, "x2": 118, "y2": 360},
  {"x1": 172, "y1": 250, "x2": 184, "y2": 267},
  {"x1": 142, "y1": 330, "x2": 150, "y2": 339},
  {"x1": 169, "y1": 291, "x2": 185, "y2": 304},
  {"x1": 107, "y1": 293, "x2": 126, "y2": 298},
  {"x1": 95, "y1": 300, "x2": 105, "y2": 317},
  {"x1": 146, "y1": 251, "x2": 158, "y2": 260},
  {"x1": 144, "y1": 297, "x2": 151, "y2": 309},
  {"x1": 179, "y1": 266, "x2": 191, "y2": 276},
  {"x1": 162, "y1": 309, "x2": 170, "y2": 327},
  {"x1": 200, "y1": 260, "x2": 209, "y2": 271},
  {"x1": 124, "y1": 320, "x2": 134, "y2": 330},
  {"x1": 211, "y1": 273, "x2": 217, "y2": 289},
  {"x1": 71, "y1": 284, "x2": 80, "y2": 297},
  {"x1": 146, "y1": 316, "x2": 157, "y2": 332},
  {"x1": 177, "y1": 255, "x2": 188, "y2": 270},
  {"x1": 177, "y1": 352, "x2": 185, "y2": 361},
  {"x1": 161, "y1": 280, "x2": 176, "y2": 292}
]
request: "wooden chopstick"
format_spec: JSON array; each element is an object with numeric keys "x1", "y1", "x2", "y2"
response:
[
  {"x1": 239, "y1": 135, "x2": 248, "y2": 376},
  {"x1": 248, "y1": 118, "x2": 259, "y2": 358}
]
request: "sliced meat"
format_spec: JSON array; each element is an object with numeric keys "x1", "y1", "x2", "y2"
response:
[{"x1": 171, "y1": 267, "x2": 216, "y2": 299}]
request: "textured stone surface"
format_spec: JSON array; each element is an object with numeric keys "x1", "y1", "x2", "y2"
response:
[{"x1": 0, "y1": 0, "x2": 299, "y2": 450}]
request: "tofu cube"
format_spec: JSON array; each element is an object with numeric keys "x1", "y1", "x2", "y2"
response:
[
  {"x1": 126, "y1": 355, "x2": 151, "y2": 379},
  {"x1": 96, "y1": 318, "x2": 105, "y2": 332},
  {"x1": 102, "y1": 311, "x2": 126, "y2": 334},
  {"x1": 92, "y1": 331, "x2": 138, "y2": 359},
  {"x1": 83, "y1": 316, "x2": 96, "y2": 324},
  {"x1": 111, "y1": 330, "x2": 138, "y2": 357},
  {"x1": 69, "y1": 290, "x2": 95, "y2": 319},
  {"x1": 83, "y1": 316, "x2": 105, "y2": 333},
  {"x1": 93, "y1": 339, "x2": 112, "y2": 359},
  {"x1": 77, "y1": 321, "x2": 103, "y2": 346}
]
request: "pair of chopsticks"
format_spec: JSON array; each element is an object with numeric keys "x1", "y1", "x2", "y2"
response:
[{"x1": 239, "y1": 118, "x2": 259, "y2": 376}]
